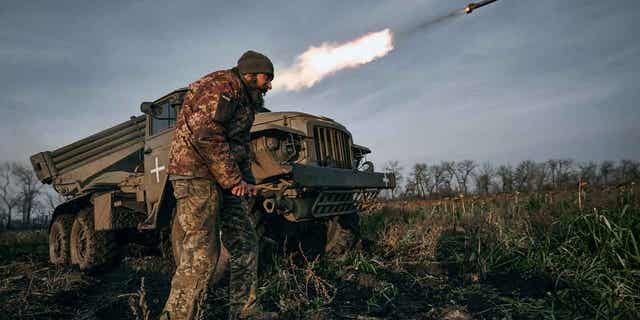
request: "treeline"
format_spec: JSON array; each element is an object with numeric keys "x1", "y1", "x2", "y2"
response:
[
  {"x1": 0, "y1": 162, "x2": 62, "y2": 230},
  {"x1": 382, "y1": 159, "x2": 640, "y2": 199}
]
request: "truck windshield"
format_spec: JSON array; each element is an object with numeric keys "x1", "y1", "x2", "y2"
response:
[{"x1": 151, "y1": 103, "x2": 177, "y2": 135}]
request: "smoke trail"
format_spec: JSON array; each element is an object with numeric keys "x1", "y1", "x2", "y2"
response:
[
  {"x1": 401, "y1": 8, "x2": 465, "y2": 37},
  {"x1": 272, "y1": 29, "x2": 394, "y2": 92}
]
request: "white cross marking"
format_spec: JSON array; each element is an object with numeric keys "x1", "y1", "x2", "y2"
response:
[
  {"x1": 382, "y1": 173, "x2": 390, "y2": 187},
  {"x1": 150, "y1": 157, "x2": 165, "y2": 183}
]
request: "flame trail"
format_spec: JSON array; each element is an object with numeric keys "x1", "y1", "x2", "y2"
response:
[{"x1": 272, "y1": 29, "x2": 394, "y2": 92}]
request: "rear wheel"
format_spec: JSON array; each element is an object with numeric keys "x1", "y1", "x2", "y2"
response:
[
  {"x1": 70, "y1": 209, "x2": 117, "y2": 272},
  {"x1": 49, "y1": 214, "x2": 74, "y2": 265}
]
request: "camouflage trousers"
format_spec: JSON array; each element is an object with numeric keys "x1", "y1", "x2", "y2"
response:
[
  {"x1": 220, "y1": 190, "x2": 260, "y2": 319},
  {"x1": 162, "y1": 178, "x2": 259, "y2": 320}
]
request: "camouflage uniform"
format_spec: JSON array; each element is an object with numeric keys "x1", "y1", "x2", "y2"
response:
[{"x1": 163, "y1": 68, "x2": 262, "y2": 319}]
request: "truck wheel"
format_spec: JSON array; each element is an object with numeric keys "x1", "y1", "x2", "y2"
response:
[
  {"x1": 324, "y1": 214, "x2": 361, "y2": 256},
  {"x1": 70, "y1": 209, "x2": 117, "y2": 272},
  {"x1": 49, "y1": 214, "x2": 74, "y2": 265}
]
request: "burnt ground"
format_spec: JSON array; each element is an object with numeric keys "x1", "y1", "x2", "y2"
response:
[{"x1": 0, "y1": 230, "x2": 556, "y2": 320}]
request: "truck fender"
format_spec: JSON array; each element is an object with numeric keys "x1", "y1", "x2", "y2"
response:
[{"x1": 49, "y1": 193, "x2": 92, "y2": 231}]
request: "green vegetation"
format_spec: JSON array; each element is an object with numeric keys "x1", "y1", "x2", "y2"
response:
[{"x1": 257, "y1": 186, "x2": 639, "y2": 319}]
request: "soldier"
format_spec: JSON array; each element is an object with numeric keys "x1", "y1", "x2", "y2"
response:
[{"x1": 162, "y1": 51, "x2": 276, "y2": 320}]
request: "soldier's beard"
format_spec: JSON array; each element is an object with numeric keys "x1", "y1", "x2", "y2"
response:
[
  {"x1": 245, "y1": 77, "x2": 266, "y2": 108},
  {"x1": 249, "y1": 89, "x2": 265, "y2": 108}
]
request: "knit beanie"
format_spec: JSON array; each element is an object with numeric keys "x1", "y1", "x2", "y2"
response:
[{"x1": 237, "y1": 50, "x2": 274, "y2": 77}]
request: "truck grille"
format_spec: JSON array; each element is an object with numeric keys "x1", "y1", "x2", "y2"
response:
[
  {"x1": 314, "y1": 126, "x2": 353, "y2": 169},
  {"x1": 311, "y1": 189, "x2": 380, "y2": 217}
]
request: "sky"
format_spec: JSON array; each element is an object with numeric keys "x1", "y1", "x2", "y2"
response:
[{"x1": 1, "y1": 0, "x2": 638, "y2": 171}]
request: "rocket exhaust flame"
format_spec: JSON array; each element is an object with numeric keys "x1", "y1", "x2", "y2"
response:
[
  {"x1": 272, "y1": 29, "x2": 394, "y2": 92},
  {"x1": 272, "y1": 1, "x2": 499, "y2": 92}
]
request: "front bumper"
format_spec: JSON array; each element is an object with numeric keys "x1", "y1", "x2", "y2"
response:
[
  {"x1": 264, "y1": 164, "x2": 395, "y2": 220},
  {"x1": 290, "y1": 164, "x2": 396, "y2": 189}
]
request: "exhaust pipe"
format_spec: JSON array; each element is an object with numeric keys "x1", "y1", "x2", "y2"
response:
[{"x1": 263, "y1": 199, "x2": 276, "y2": 213}]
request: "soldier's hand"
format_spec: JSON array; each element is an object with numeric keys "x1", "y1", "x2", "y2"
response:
[
  {"x1": 247, "y1": 183, "x2": 257, "y2": 196},
  {"x1": 231, "y1": 181, "x2": 257, "y2": 197},
  {"x1": 231, "y1": 181, "x2": 248, "y2": 197}
]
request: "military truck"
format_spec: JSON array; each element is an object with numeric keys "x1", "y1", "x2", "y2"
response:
[{"x1": 30, "y1": 88, "x2": 394, "y2": 271}]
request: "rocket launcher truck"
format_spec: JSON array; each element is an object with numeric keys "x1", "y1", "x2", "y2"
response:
[{"x1": 30, "y1": 88, "x2": 395, "y2": 271}]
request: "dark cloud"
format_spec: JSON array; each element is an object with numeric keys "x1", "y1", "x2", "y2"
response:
[{"x1": 0, "y1": 0, "x2": 638, "y2": 168}]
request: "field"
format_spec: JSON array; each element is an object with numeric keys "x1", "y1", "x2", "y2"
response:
[{"x1": 0, "y1": 185, "x2": 638, "y2": 319}]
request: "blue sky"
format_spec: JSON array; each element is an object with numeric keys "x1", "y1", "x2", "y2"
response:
[{"x1": 1, "y1": 0, "x2": 638, "y2": 170}]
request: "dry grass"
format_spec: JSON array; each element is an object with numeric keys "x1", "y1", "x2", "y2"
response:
[{"x1": 0, "y1": 184, "x2": 638, "y2": 319}]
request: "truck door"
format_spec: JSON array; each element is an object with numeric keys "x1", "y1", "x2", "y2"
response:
[{"x1": 143, "y1": 101, "x2": 177, "y2": 216}]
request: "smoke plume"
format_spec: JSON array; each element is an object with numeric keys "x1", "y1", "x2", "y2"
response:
[{"x1": 272, "y1": 29, "x2": 394, "y2": 92}]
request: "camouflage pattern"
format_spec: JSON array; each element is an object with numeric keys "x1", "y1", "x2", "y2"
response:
[
  {"x1": 219, "y1": 192, "x2": 260, "y2": 319},
  {"x1": 164, "y1": 67, "x2": 264, "y2": 319},
  {"x1": 168, "y1": 68, "x2": 257, "y2": 189},
  {"x1": 163, "y1": 178, "x2": 222, "y2": 320}
]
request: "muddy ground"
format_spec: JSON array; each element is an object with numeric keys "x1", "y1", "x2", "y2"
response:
[
  {"x1": 0, "y1": 231, "x2": 173, "y2": 320},
  {"x1": 0, "y1": 229, "x2": 545, "y2": 320}
]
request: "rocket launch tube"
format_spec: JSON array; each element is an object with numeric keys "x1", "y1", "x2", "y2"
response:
[{"x1": 464, "y1": 0, "x2": 499, "y2": 14}]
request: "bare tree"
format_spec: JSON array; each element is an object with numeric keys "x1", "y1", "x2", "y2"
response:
[
  {"x1": 557, "y1": 159, "x2": 575, "y2": 188},
  {"x1": 452, "y1": 160, "x2": 476, "y2": 195},
  {"x1": 432, "y1": 162, "x2": 453, "y2": 197},
  {"x1": 514, "y1": 160, "x2": 539, "y2": 192},
  {"x1": 12, "y1": 163, "x2": 44, "y2": 226},
  {"x1": 546, "y1": 159, "x2": 574, "y2": 189},
  {"x1": 618, "y1": 160, "x2": 640, "y2": 184},
  {"x1": 0, "y1": 163, "x2": 19, "y2": 229},
  {"x1": 578, "y1": 161, "x2": 598, "y2": 185},
  {"x1": 496, "y1": 165, "x2": 514, "y2": 193},
  {"x1": 534, "y1": 162, "x2": 548, "y2": 191},
  {"x1": 443, "y1": 161, "x2": 458, "y2": 192},
  {"x1": 410, "y1": 163, "x2": 430, "y2": 198},
  {"x1": 598, "y1": 160, "x2": 614, "y2": 186},
  {"x1": 546, "y1": 159, "x2": 560, "y2": 189},
  {"x1": 474, "y1": 162, "x2": 495, "y2": 195},
  {"x1": 383, "y1": 161, "x2": 403, "y2": 199}
]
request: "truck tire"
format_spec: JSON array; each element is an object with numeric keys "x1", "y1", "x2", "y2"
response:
[
  {"x1": 70, "y1": 209, "x2": 117, "y2": 272},
  {"x1": 324, "y1": 214, "x2": 361, "y2": 256},
  {"x1": 49, "y1": 214, "x2": 74, "y2": 265}
]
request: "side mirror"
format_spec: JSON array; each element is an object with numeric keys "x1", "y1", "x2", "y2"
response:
[{"x1": 140, "y1": 102, "x2": 162, "y2": 116}]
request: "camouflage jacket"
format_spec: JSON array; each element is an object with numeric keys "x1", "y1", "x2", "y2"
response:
[{"x1": 168, "y1": 68, "x2": 258, "y2": 189}]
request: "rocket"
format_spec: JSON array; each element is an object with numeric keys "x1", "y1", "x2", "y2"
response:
[{"x1": 464, "y1": 0, "x2": 499, "y2": 14}]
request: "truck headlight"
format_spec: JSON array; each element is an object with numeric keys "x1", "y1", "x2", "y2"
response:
[{"x1": 255, "y1": 133, "x2": 303, "y2": 164}]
